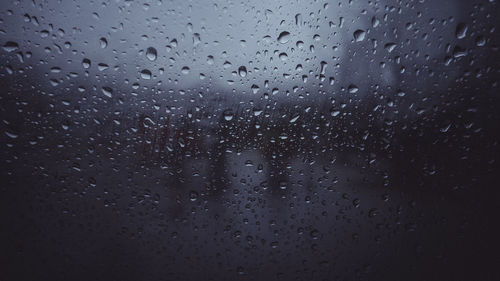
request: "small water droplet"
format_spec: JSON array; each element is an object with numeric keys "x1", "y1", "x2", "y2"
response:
[{"x1": 189, "y1": 190, "x2": 199, "y2": 201}]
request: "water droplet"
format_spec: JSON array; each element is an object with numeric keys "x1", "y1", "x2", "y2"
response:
[
  {"x1": 253, "y1": 109, "x2": 263, "y2": 116},
  {"x1": 455, "y1": 23, "x2": 468, "y2": 39},
  {"x1": 193, "y1": 33, "x2": 201, "y2": 46},
  {"x1": 310, "y1": 229, "x2": 319, "y2": 239},
  {"x1": 251, "y1": 84, "x2": 260, "y2": 94},
  {"x1": 223, "y1": 111, "x2": 234, "y2": 121},
  {"x1": 295, "y1": 14, "x2": 303, "y2": 26},
  {"x1": 348, "y1": 84, "x2": 359, "y2": 94},
  {"x1": 207, "y1": 55, "x2": 214, "y2": 65},
  {"x1": 99, "y1": 37, "x2": 108, "y2": 48},
  {"x1": 453, "y1": 46, "x2": 467, "y2": 58},
  {"x1": 146, "y1": 47, "x2": 157, "y2": 61},
  {"x1": 353, "y1": 29, "x2": 366, "y2": 42},
  {"x1": 97, "y1": 63, "x2": 109, "y2": 71},
  {"x1": 384, "y1": 43, "x2": 397, "y2": 53},
  {"x1": 368, "y1": 208, "x2": 379, "y2": 218},
  {"x1": 289, "y1": 115, "x2": 300, "y2": 123},
  {"x1": 238, "y1": 66, "x2": 247, "y2": 77},
  {"x1": 279, "y1": 181, "x2": 288, "y2": 189},
  {"x1": 5, "y1": 131, "x2": 18, "y2": 139},
  {"x1": 140, "y1": 69, "x2": 152, "y2": 79},
  {"x1": 101, "y1": 87, "x2": 113, "y2": 98},
  {"x1": 181, "y1": 66, "x2": 190, "y2": 74},
  {"x1": 82, "y1": 58, "x2": 91, "y2": 69},
  {"x1": 320, "y1": 61, "x2": 328, "y2": 74},
  {"x1": 2, "y1": 41, "x2": 19, "y2": 52},
  {"x1": 189, "y1": 190, "x2": 199, "y2": 201},
  {"x1": 277, "y1": 31, "x2": 291, "y2": 44},
  {"x1": 475, "y1": 36, "x2": 486, "y2": 47}
]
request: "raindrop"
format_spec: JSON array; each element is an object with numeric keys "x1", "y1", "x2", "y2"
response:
[
  {"x1": 146, "y1": 47, "x2": 157, "y2": 61},
  {"x1": 223, "y1": 111, "x2": 234, "y2": 121},
  {"x1": 5, "y1": 131, "x2": 18, "y2": 139},
  {"x1": 384, "y1": 43, "x2": 397, "y2": 53},
  {"x1": 475, "y1": 36, "x2": 486, "y2": 47},
  {"x1": 101, "y1": 87, "x2": 113, "y2": 98},
  {"x1": 82, "y1": 58, "x2": 91, "y2": 69},
  {"x1": 140, "y1": 69, "x2": 152, "y2": 79},
  {"x1": 97, "y1": 63, "x2": 109, "y2": 71},
  {"x1": 189, "y1": 191, "x2": 199, "y2": 201},
  {"x1": 353, "y1": 29, "x2": 366, "y2": 42},
  {"x1": 295, "y1": 14, "x2": 303, "y2": 26},
  {"x1": 207, "y1": 55, "x2": 214, "y2": 65},
  {"x1": 289, "y1": 115, "x2": 300, "y2": 123},
  {"x1": 193, "y1": 33, "x2": 201, "y2": 46},
  {"x1": 348, "y1": 84, "x2": 359, "y2": 94},
  {"x1": 2, "y1": 41, "x2": 19, "y2": 52},
  {"x1": 99, "y1": 37, "x2": 108, "y2": 48},
  {"x1": 320, "y1": 61, "x2": 328, "y2": 74},
  {"x1": 253, "y1": 109, "x2": 263, "y2": 116},
  {"x1": 251, "y1": 84, "x2": 260, "y2": 94},
  {"x1": 455, "y1": 23, "x2": 468, "y2": 39},
  {"x1": 277, "y1": 31, "x2": 291, "y2": 44},
  {"x1": 238, "y1": 66, "x2": 247, "y2": 77}
]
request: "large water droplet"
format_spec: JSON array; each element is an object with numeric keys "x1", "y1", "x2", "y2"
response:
[
  {"x1": 238, "y1": 66, "x2": 247, "y2": 77},
  {"x1": 456, "y1": 23, "x2": 468, "y2": 39},
  {"x1": 99, "y1": 37, "x2": 108, "y2": 48},
  {"x1": 384, "y1": 43, "x2": 397, "y2": 53},
  {"x1": 2, "y1": 41, "x2": 19, "y2": 52},
  {"x1": 277, "y1": 31, "x2": 291, "y2": 44},
  {"x1": 140, "y1": 69, "x2": 152, "y2": 79},
  {"x1": 353, "y1": 30, "x2": 366, "y2": 42},
  {"x1": 348, "y1": 84, "x2": 359, "y2": 94},
  {"x1": 146, "y1": 47, "x2": 157, "y2": 61},
  {"x1": 223, "y1": 111, "x2": 234, "y2": 121},
  {"x1": 82, "y1": 58, "x2": 91, "y2": 69},
  {"x1": 251, "y1": 84, "x2": 260, "y2": 94}
]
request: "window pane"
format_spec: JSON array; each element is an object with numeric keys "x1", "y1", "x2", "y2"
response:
[{"x1": 1, "y1": 0, "x2": 499, "y2": 280}]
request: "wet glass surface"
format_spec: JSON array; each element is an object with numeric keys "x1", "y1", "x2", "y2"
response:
[{"x1": 1, "y1": 0, "x2": 499, "y2": 280}]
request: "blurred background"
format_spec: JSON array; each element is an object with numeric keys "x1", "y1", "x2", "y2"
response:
[{"x1": 1, "y1": 0, "x2": 499, "y2": 280}]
